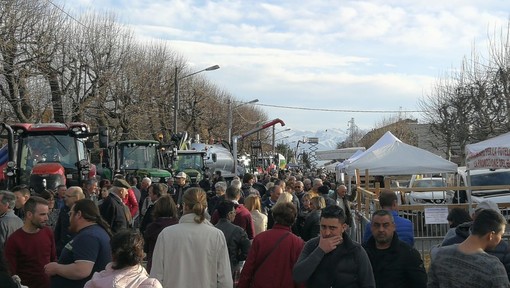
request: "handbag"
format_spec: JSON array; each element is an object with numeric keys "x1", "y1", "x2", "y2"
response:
[{"x1": 253, "y1": 232, "x2": 291, "y2": 277}]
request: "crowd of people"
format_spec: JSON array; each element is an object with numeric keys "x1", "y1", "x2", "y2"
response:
[{"x1": 0, "y1": 168, "x2": 509, "y2": 288}]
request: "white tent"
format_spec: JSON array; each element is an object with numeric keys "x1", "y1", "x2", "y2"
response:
[
  {"x1": 465, "y1": 131, "x2": 510, "y2": 170},
  {"x1": 344, "y1": 140, "x2": 458, "y2": 176},
  {"x1": 336, "y1": 131, "x2": 400, "y2": 172}
]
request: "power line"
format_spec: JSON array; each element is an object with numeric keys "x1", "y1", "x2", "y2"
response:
[
  {"x1": 255, "y1": 103, "x2": 424, "y2": 113},
  {"x1": 46, "y1": 0, "x2": 88, "y2": 29}
]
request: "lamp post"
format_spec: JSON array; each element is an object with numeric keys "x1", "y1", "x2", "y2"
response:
[
  {"x1": 272, "y1": 128, "x2": 291, "y2": 153},
  {"x1": 174, "y1": 65, "x2": 220, "y2": 133},
  {"x1": 228, "y1": 98, "x2": 259, "y2": 145}
]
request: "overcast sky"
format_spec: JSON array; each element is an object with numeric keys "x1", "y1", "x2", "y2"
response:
[{"x1": 60, "y1": 0, "x2": 508, "y2": 134}]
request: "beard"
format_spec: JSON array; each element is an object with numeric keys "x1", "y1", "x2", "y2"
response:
[
  {"x1": 375, "y1": 233, "x2": 392, "y2": 244},
  {"x1": 31, "y1": 219, "x2": 46, "y2": 229}
]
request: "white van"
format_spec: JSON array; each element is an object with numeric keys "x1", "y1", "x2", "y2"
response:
[{"x1": 457, "y1": 167, "x2": 510, "y2": 204}]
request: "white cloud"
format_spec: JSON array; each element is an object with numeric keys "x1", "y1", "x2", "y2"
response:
[{"x1": 56, "y1": 0, "x2": 507, "y2": 132}]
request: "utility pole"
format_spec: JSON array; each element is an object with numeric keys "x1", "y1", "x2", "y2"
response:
[{"x1": 347, "y1": 117, "x2": 356, "y2": 147}]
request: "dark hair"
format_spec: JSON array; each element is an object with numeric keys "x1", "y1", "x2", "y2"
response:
[
  {"x1": 39, "y1": 189, "x2": 55, "y2": 201},
  {"x1": 447, "y1": 208, "x2": 472, "y2": 228},
  {"x1": 217, "y1": 200, "x2": 236, "y2": 219},
  {"x1": 183, "y1": 188, "x2": 207, "y2": 223},
  {"x1": 11, "y1": 185, "x2": 30, "y2": 196},
  {"x1": 242, "y1": 173, "x2": 255, "y2": 184},
  {"x1": 152, "y1": 195, "x2": 178, "y2": 219},
  {"x1": 272, "y1": 202, "x2": 297, "y2": 226},
  {"x1": 24, "y1": 196, "x2": 48, "y2": 214},
  {"x1": 150, "y1": 183, "x2": 167, "y2": 198},
  {"x1": 321, "y1": 205, "x2": 346, "y2": 224},
  {"x1": 317, "y1": 185, "x2": 330, "y2": 195},
  {"x1": 99, "y1": 179, "x2": 111, "y2": 189},
  {"x1": 72, "y1": 199, "x2": 112, "y2": 237},
  {"x1": 110, "y1": 230, "x2": 144, "y2": 270},
  {"x1": 371, "y1": 209, "x2": 394, "y2": 223},
  {"x1": 378, "y1": 191, "x2": 397, "y2": 208},
  {"x1": 471, "y1": 209, "x2": 506, "y2": 236},
  {"x1": 225, "y1": 186, "x2": 241, "y2": 200}
]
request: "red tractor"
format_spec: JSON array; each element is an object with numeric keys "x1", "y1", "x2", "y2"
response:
[{"x1": 0, "y1": 122, "x2": 96, "y2": 194}]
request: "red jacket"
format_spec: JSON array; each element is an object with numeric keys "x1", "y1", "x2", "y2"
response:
[
  {"x1": 238, "y1": 225, "x2": 304, "y2": 288},
  {"x1": 123, "y1": 188, "x2": 139, "y2": 217}
]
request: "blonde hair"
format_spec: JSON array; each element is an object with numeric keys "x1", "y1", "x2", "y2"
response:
[
  {"x1": 276, "y1": 192, "x2": 293, "y2": 205},
  {"x1": 183, "y1": 187, "x2": 207, "y2": 223},
  {"x1": 245, "y1": 194, "x2": 261, "y2": 212},
  {"x1": 68, "y1": 186, "x2": 85, "y2": 200},
  {"x1": 302, "y1": 192, "x2": 313, "y2": 201},
  {"x1": 310, "y1": 196, "x2": 326, "y2": 210}
]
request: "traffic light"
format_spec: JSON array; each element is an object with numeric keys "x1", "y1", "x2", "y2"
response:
[{"x1": 98, "y1": 126, "x2": 109, "y2": 148}]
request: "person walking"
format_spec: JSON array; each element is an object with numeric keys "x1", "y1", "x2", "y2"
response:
[
  {"x1": 363, "y1": 210, "x2": 427, "y2": 288},
  {"x1": 293, "y1": 205, "x2": 375, "y2": 288},
  {"x1": 45, "y1": 199, "x2": 112, "y2": 288},
  {"x1": 238, "y1": 202, "x2": 304, "y2": 288},
  {"x1": 84, "y1": 230, "x2": 162, "y2": 288},
  {"x1": 143, "y1": 195, "x2": 179, "y2": 273},
  {"x1": 428, "y1": 209, "x2": 510, "y2": 288},
  {"x1": 149, "y1": 187, "x2": 232, "y2": 288},
  {"x1": 0, "y1": 190, "x2": 23, "y2": 247},
  {"x1": 5, "y1": 196, "x2": 56, "y2": 288}
]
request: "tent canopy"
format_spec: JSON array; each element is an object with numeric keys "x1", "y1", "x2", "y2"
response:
[
  {"x1": 466, "y1": 131, "x2": 510, "y2": 170},
  {"x1": 343, "y1": 137, "x2": 457, "y2": 176},
  {"x1": 336, "y1": 131, "x2": 400, "y2": 172}
]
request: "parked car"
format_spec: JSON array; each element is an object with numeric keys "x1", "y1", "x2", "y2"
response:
[
  {"x1": 457, "y1": 167, "x2": 510, "y2": 204},
  {"x1": 406, "y1": 176, "x2": 454, "y2": 205}
]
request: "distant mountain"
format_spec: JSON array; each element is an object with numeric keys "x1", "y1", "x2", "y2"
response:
[{"x1": 276, "y1": 128, "x2": 347, "y2": 151}]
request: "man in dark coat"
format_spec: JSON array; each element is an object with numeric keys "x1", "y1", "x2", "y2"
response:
[
  {"x1": 215, "y1": 200, "x2": 251, "y2": 275},
  {"x1": 99, "y1": 179, "x2": 131, "y2": 234},
  {"x1": 363, "y1": 209, "x2": 427, "y2": 288},
  {"x1": 293, "y1": 205, "x2": 375, "y2": 288}
]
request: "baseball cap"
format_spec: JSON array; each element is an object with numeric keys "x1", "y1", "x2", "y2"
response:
[
  {"x1": 475, "y1": 199, "x2": 501, "y2": 215},
  {"x1": 175, "y1": 172, "x2": 187, "y2": 178},
  {"x1": 112, "y1": 179, "x2": 131, "y2": 189}
]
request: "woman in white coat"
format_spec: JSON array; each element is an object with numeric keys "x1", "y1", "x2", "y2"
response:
[{"x1": 150, "y1": 187, "x2": 233, "y2": 288}]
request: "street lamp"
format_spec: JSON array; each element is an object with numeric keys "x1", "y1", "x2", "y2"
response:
[
  {"x1": 174, "y1": 65, "x2": 220, "y2": 133},
  {"x1": 272, "y1": 127, "x2": 291, "y2": 153},
  {"x1": 228, "y1": 99, "x2": 259, "y2": 145}
]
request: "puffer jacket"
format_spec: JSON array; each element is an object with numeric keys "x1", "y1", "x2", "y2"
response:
[{"x1": 84, "y1": 263, "x2": 162, "y2": 288}]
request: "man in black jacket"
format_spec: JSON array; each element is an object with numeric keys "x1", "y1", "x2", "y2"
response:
[
  {"x1": 293, "y1": 205, "x2": 375, "y2": 288},
  {"x1": 215, "y1": 200, "x2": 251, "y2": 275},
  {"x1": 363, "y1": 209, "x2": 427, "y2": 288},
  {"x1": 99, "y1": 179, "x2": 131, "y2": 234}
]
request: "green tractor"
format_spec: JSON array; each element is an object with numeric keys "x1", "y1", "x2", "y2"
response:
[
  {"x1": 102, "y1": 140, "x2": 171, "y2": 183},
  {"x1": 168, "y1": 150, "x2": 207, "y2": 185}
]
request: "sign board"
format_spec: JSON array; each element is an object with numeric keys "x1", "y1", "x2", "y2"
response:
[
  {"x1": 466, "y1": 147, "x2": 510, "y2": 170},
  {"x1": 424, "y1": 207, "x2": 449, "y2": 225},
  {"x1": 308, "y1": 137, "x2": 319, "y2": 144}
]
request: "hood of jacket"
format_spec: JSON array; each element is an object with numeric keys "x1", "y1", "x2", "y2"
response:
[
  {"x1": 86, "y1": 263, "x2": 151, "y2": 288},
  {"x1": 454, "y1": 221, "x2": 472, "y2": 239}
]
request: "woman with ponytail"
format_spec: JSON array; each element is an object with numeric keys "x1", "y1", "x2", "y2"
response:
[{"x1": 150, "y1": 187, "x2": 233, "y2": 288}]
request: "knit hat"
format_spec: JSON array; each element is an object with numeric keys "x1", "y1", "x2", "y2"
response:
[{"x1": 475, "y1": 199, "x2": 501, "y2": 215}]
